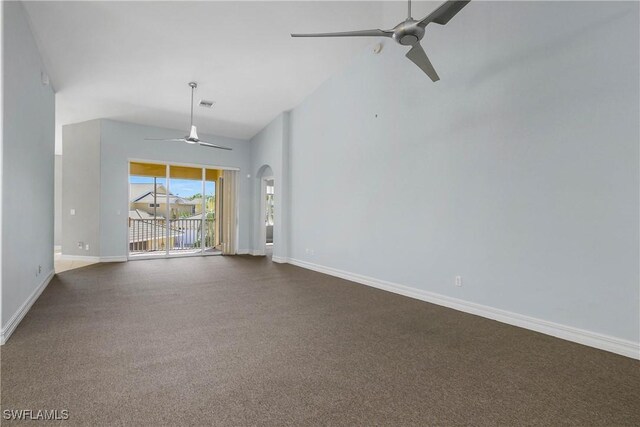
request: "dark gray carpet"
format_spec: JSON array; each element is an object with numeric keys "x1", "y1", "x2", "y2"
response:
[{"x1": 1, "y1": 256, "x2": 639, "y2": 426}]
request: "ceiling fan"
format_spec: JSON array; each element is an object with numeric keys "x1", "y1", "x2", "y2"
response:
[
  {"x1": 145, "y1": 82, "x2": 231, "y2": 150},
  {"x1": 291, "y1": 0, "x2": 471, "y2": 82}
]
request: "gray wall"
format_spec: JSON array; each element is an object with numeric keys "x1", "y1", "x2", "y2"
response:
[
  {"x1": 62, "y1": 119, "x2": 252, "y2": 258},
  {"x1": 285, "y1": 1, "x2": 639, "y2": 343},
  {"x1": 2, "y1": 1, "x2": 55, "y2": 328},
  {"x1": 249, "y1": 113, "x2": 290, "y2": 259},
  {"x1": 61, "y1": 120, "x2": 101, "y2": 257}
]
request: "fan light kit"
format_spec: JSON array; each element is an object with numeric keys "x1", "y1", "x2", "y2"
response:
[
  {"x1": 144, "y1": 82, "x2": 231, "y2": 150},
  {"x1": 292, "y1": 0, "x2": 471, "y2": 81}
]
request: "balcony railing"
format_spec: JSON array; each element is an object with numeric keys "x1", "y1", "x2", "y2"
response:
[{"x1": 129, "y1": 218, "x2": 215, "y2": 254}]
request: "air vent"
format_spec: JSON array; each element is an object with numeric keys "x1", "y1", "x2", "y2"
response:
[{"x1": 199, "y1": 100, "x2": 215, "y2": 108}]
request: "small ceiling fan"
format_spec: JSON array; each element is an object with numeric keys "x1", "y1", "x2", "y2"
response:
[
  {"x1": 291, "y1": 0, "x2": 471, "y2": 82},
  {"x1": 145, "y1": 82, "x2": 231, "y2": 150}
]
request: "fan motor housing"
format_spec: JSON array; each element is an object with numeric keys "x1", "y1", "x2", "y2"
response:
[{"x1": 392, "y1": 19, "x2": 425, "y2": 46}]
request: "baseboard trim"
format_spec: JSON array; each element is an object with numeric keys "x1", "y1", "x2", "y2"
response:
[
  {"x1": 250, "y1": 250, "x2": 266, "y2": 256},
  {"x1": 287, "y1": 258, "x2": 640, "y2": 360},
  {"x1": 272, "y1": 255, "x2": 287, "y2": 264},
  {"x1": 1, "y1": 269, "x2": 55, "y2": 345},
  {"x1": 59, "y1": 254, "x2": 126, "y2": 263},
  {"x1": 236, "y1": 249, "x2": 250, "y2": 255},
  {"x1": 100, "y1": 256, "x2": 127, "y2": 262},
  {"x1": 59, "y1": 254, "x2": 100, "y2": 262}
]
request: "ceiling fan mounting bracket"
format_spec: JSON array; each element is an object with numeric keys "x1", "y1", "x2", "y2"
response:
[{"x1": 188, "y1": 82, "x2": 197, "y2": 89}]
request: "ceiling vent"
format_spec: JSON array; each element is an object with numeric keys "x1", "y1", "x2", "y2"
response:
[{"x1": 199, "y1": 99, "x2": 215, "y2": 108}]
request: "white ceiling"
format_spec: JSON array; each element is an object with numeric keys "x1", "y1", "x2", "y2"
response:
[{"x1": 23, "y1": 1, "x2": 443, "y2": 153}]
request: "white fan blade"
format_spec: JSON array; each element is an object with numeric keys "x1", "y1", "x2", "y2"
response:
[
  {"x1": 292, "y1": 29, "x2": 392, "y2": 38},
  {"x1": 198, "y1": 141, "x2": 232, "y2": 151},
  {"x1": 144, "y1": 138, "x2": 187, "y2": 142}
]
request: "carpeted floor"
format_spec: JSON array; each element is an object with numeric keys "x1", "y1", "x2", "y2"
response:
[{"x1": 1, "y1": 256, "x2": 639, "y2": 426}]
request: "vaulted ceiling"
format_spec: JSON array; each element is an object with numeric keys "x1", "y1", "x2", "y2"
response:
[{"x1": 24, "y1": 1, "x2": 443, "y2": 152}]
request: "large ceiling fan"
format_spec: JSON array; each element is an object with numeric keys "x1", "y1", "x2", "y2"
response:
[
  {"x1": 291, "y1": 0, "x2": 471, "y2": 82},
  {"x1": 145, "y1": 82, "x2": 231, "y2": 150}
]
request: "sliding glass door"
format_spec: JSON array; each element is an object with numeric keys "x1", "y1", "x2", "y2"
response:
[{"x1": 128, "y1": 161, "x2": 227, "y2": 259}]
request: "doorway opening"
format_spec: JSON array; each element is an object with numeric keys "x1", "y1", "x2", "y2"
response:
[
  {"x1": 265, "y1": 178, "x2": 275, "y2": 257},
  {"x1": 128, "y1": 161, "x2": 237, "y2": 259},
  {"x1": 256, "y1": 169, "x2": 275, "y2": 258}
]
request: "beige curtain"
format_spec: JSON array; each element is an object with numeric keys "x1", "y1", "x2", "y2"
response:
[
  {"x1": 219, "y1": 170, "x2": 237, "y2": 255},
  {"x1": 215, "y1": 176, "x2": 223, "y2": 249}
]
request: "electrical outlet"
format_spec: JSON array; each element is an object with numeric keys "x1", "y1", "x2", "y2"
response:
[
  {"x1": 77, "y1": 241, "x2": 84, "y2": 249},
  {"x1": 85, "y1": 244, "x2": 90, "y2": 251},
  {"x1": 70, "y1": 208, "x2": 76, "y2": 216},
  {"x1": 38, "y1": 265, "x2": 42, "y2": 275},
  {"x1": 455, "y1": 276, "x2": 462, "y2": 287}
]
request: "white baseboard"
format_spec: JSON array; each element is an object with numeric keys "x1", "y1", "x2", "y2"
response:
[
  {"x1": 99, "y1": 256, "x2": 127, "y2": 262},
  {"x1": 59, "y1": 254, "x2": 100, "y2": 262},
  {"x1": 287, "y1": 258, "x2": 640, "y2": 360},
  {"x1": 59, "y1": 254, "x2": 126, "y2": 263},
  {"x1": 236, "y1": 249, "x2": 250, "y2": 255},
  {"x1": 54, "y1": 245, "x2": 61, "y2": 252},
  {"x1": 250, "y1": 250, "x2": 266, "y2": 256},
  {"x1": 1, "y1": 269, "x2": 55, "y2": 345},
  {"x1": 272, "y1": 255, "x2": 287, "y2": 264}
]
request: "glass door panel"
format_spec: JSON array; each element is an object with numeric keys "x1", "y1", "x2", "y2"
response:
[
  {"x1": 128, "y1": 162, "x2": 168, "y2": 257},
  {"x1": 168, "y1": 165, "x2": 203, "y2": 255}
]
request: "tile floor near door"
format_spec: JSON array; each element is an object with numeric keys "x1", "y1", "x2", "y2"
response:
[
  {"x1": 2, "y1": 256, "x2": 640, "y2": 425},
  {"x1": 54, "y1": 250, "x2": 97, "y2": 273}
]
